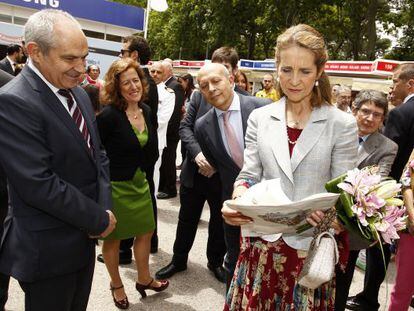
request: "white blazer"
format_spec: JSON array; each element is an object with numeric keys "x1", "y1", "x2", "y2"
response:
[
  {"x1": 237, "y1": 97, "x2": 358, "y2": 250},
  {"x1": 156, "y1": 82, "x2": 175, "y2": 150}
]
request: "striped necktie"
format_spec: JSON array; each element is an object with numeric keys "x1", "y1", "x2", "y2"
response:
[{"x1": 58, "y1": 89, "x2": 92, "y2": 152}]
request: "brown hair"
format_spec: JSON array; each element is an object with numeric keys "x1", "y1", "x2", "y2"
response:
[
  {"x1": 100, "y1": 58, "x2": 148, "y2": 111},
  {"x1": 235, "y1": 71, "x2": 250, "y2": 92},
  {"x1": 275, "y1": 24, "x2": 332, "y2": 107},
  {"x1": 211, "y1": 47, "x2": 239, "y2": 71},
  {"x1": 395, "y1": 63, "x2": 414, "y2": 81}
]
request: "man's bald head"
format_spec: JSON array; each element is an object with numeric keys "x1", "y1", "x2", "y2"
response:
[
  {"x1": 162, "y1": 61, "x2": 173, "y2": 81},
  {"x1": 197, "y1": 63, "x2": 234, "y2": 111},
  {"x1": 149, "y1": 61, "x2": 165, "y2": 84}
]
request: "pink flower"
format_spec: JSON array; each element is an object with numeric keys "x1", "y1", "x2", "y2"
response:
[
  {"x1": 338, "y1": 168, "x2": 381, "y2": 196},
  {"x1": 375, "y1": 205, "x2": 407, "y2": 244}
]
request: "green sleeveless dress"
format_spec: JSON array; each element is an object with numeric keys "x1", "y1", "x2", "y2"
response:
[{"x1": 103, "y1": 126, "x2": 155, "y2": 240}]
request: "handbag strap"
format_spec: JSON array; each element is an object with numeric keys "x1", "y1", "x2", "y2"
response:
[{"x1": 313, "y1": 207, "x2": 337, "y2": 236}]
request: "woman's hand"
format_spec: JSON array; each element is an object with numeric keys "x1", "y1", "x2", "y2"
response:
[
  {"x1": 306, "y1": 209, "x2": 344, "y2": 234},
  {"x1": 232, "y1": 185, "x2": 248, "y2": 200},
  {"x1": 221, "y1": 201, "x2": 253, "y2": 226}
]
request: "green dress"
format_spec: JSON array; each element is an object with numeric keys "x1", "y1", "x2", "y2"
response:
[{"x1": 103, "y1": 126, "x2": 155, "y2": 240}]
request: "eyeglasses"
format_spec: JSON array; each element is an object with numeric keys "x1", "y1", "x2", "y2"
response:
[
  {"x1": 263, "y1": 80, "x2": 272, "y2": 83},
  {"x1": 120, "y1": 49, "x2": 131, "y2": 56},
  {"x1": 358, "y1": 108, "x2": 384, "y2": 120}
]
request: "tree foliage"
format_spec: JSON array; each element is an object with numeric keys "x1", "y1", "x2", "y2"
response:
[{"x1": 113, "y1": 0, "x2": 413, "y2": 61}]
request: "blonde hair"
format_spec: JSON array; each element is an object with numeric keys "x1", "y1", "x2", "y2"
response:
[{"x1": 275, "y1": 24, "x2": 332, "y2": 107}]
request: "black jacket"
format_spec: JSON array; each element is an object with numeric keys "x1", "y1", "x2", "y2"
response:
[
  {"x1": 384, "y1": 96, "x2": 414, "y2": 180},
  {"x1": 97, "y1": 104, "x2": 159, "y2": 181},
  {"x1": 165, "y1": 76, "x2": 185, "y2": 141}
]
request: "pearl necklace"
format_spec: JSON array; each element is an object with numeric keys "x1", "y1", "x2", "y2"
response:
[{"x1": 287, "y1": 127, "x2": 298, "y2": 145}]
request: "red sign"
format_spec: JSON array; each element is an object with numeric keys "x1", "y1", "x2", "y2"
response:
[{"x1": 375, "y1": 60, "x2": 399, "y2": 72}]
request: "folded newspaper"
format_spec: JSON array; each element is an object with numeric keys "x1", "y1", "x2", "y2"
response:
[{"x1": 225, "y1": 178, "x2": 340, "y2": 236}]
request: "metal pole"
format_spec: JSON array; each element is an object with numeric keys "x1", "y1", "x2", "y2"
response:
[{"x1": 144, "y1": 0, "x2": 151, "y2": 39}]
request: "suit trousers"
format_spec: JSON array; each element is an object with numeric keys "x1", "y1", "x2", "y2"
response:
[
  {"x1": 172, "y1": 173, "x2": 226, "y2": 267},
  {"x1": 19, "y1": 257, "x2": 95, "y2": 311},
  {"x1": 120, "y1": 164, "x2": 158, "y2": 257},
  {"x1": 389, "y1": 233, "x2": 414, "y2": 311},
  {"x1": 335, "y1": 244, "x2": 391, "y2": 311},
  {"x1": 158, "y1": 139, "x2": 179, "y2": 196},
  {"x1": 0, "y1": 204, "x2": 9, "y2": 311},
  {"x1": 223, "y1": 223, "x2": 240, "y2": 291}
]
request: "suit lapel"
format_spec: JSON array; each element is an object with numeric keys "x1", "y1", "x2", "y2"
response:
[
  {"x1": 357, "y1": 132, "x2": 379, "y2": 167},
  {"x1": 22, "y1": 67, "x2": 95, "y2": 164},
  {"x1": 240, "y1": 94, "x2": 253, "y2": 136},
  {"x1": 290, "y1": 105, "x2": 328, "y2": 173},
  {"x1": 269, "y1": 99, "x2": 294, "y2": 184},
  {"x1": 205, "y1": 109, "x2": 239, "y2": 170}
]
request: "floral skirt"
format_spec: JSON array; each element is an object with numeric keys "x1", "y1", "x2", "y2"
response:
[{"x1": 224, "y1": 237, "x2": 336, "y2": 311}]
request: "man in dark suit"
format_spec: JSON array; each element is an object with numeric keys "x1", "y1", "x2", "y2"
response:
[
  {"x1": 0, "y1": 68, "x2": 13, "y2": 311},
  {"x1": 156, "y1": 47, "x2": 269, "y2": 283},
  {"x1": 0, "y1": 44, "x2": 23, "y2": 76},
  {"x1": 194, "y1": 63, "x2": 268, "y2": 290},
  {"x1": 157, "y1": 61, "x2": 185, "y2": 199},
  {"x1": 384, "y1": 63, "x2": 414, "y2": 181},
  {"x1": 0, "y1": 10, "x2": 115, "y2": 310},
  {"x1": 334, "y1": 90, "x2": 398, "y2": 311}
]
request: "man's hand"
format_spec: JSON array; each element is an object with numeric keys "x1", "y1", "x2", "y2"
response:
[
  {"x1": 195, "y1": 152, "x2": 216, "y2": 177},
  {"x1": 100, "y1": 210, "x2": 117, "y2": 238}
]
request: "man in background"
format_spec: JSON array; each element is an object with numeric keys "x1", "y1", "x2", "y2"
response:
[
  {"x1": 0, "y1": 44, "x2": 24, "y2": 76},
  {"x1": 255, "y1": 73, "x2": 279, "y2": 102}
]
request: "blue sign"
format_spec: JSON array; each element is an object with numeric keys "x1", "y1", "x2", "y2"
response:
[
  {"x1": 0, "y1": 0, "x2": 145, "y2": 30},
  {"x1": 239, "y1": 59, "x2": 276, "y2": 71},
  {"x1": 240, "y1": 60, "x2": 254, "y2": 68},
  {"x1": 253, "y1": 61, "x2": 275, "y2": 69}
]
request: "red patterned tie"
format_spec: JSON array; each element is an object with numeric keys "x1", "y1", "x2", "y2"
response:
[
  {"x1": 222, "y1": 111, "x2": 243, "y2": 168},
  {"x1": 58, "y1": 89, "x2": 92, "y2": 151}
]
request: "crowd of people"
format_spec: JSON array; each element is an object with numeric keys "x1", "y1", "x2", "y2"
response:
[{"x1": 1, "y1": 8, "x2": 414, "y2": 311}]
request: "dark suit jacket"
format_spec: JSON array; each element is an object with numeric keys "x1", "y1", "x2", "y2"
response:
[
  {"x1": 142, "y1": 67, "x2": 159, "y2": 130},
  {"x1": 235, "y1": 85, "x2": 250, "y2": 96},
  {"x1": 194, "y1": 94, "x2": 266, "y2": 199},
  {"x1": 179, "y1": 89, "x2": 271, "y2": 189},
  {"x1": 0, "y1": 66, "x2": 111, "y2": 282},
  {"x1": 97, "y1": 104, "x2": 159, "y2": 181},
  {"x1": 384, "y1": 96, "x2": 414, "y2": 180},
  {"x1": 0, "y1": 69, "x2": 13, "y2": 236},
  {"x1": 0, "y1": 58, "x2": 13, "y2": 76},
  {"x1": 349, "y1": 131, "x2": 398, "y2": 250},
  {"x1": 165, "y1": 76, "x2": 185, "y2": 142}
]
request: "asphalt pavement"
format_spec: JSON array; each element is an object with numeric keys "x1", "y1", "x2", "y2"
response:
[{"x1": 4, "y1": 180, "x2": 409, "y2": 311}]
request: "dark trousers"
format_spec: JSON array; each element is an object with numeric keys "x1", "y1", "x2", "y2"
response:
[
  {"x1": 120, "y1": 165, "x2": 158, "y2": 257},
  {"x1": 335, "y1": 244, "x2": 391, "y2": 311},
  {"x1": 159, "y1": 139, "x2": 179, "y2": 195},
  {"x1": 19, "y1": 258, "x2": 95, "y2": 311},
  {"x1": 223, "y1": 223, "x2": 240, "y2": 291},
  {"x1": 0, "y1": 204, "x2": 9, "y2": 311},
  {"x1": 172, "y1": 173, "x2": 226, "y2": 267}
]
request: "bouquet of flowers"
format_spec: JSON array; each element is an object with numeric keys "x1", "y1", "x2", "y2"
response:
[{"x1": 326, "y1": 166, "x2": 407, "y2": 244}]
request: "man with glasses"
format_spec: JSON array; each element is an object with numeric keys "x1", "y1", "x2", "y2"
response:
[
  {"x1": 335, "y1": 89, "x2": 398, "y2": 311},
  {"x1": 255, "y1": 73, "x2": 279, "y2": 102}
]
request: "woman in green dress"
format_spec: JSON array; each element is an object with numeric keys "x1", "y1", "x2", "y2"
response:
[{"x1": 97, "y1": 58, "x2": 169, "y2": 309}]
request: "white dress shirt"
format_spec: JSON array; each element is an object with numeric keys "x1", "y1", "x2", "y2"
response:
[{"x1": 214, "y1": 92, "x2": 244, "y2": 157}]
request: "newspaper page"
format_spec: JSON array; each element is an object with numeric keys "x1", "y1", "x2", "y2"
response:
[{"x1": 225, "y1": 179, "x2": 340, "y2": 236}]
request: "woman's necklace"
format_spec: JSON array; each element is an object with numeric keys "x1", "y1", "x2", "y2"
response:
[
  {"x1": 126, "y1": 109, "x2": 142, "y2": 120},
  {"x1": 286, "y1": 127, "x2": 298, "y2": 145}
]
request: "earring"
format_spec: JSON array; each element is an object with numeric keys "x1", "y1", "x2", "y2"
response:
[
  {"x1": 315, "y1": 80, "x2": 319, "y2": 87},
  {"x1": 276, "y1": 77, "x2": 280, "y2": 83}
]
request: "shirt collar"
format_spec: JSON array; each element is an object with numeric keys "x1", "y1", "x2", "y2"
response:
[
  {"x1": 6, "y1": 56, "x2": 14, "y2": 66},
  {"x1": 214, "y1": 91, "x2": 240, "y2": 117},
  {"x1": 403, "y1": 93, "x2": 414, "y2": 104},
  {"x1": 359, "y1": 134, "x2": 371, "y2": 143},
  {"x1": 27, "y1": 58, "x2": 61, "y2": 94}
]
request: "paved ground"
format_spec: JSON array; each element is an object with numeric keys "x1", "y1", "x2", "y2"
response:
[{"x1": 4, "y1": 178, "x2": 411, "y2": 310}]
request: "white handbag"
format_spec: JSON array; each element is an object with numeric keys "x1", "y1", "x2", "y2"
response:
[
  {"x1": 297, "y1": 230, "x2": 339, "y2": 289},
  {"x1": 298, "y1": 207, "x2": 339, "y2": 290}
]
